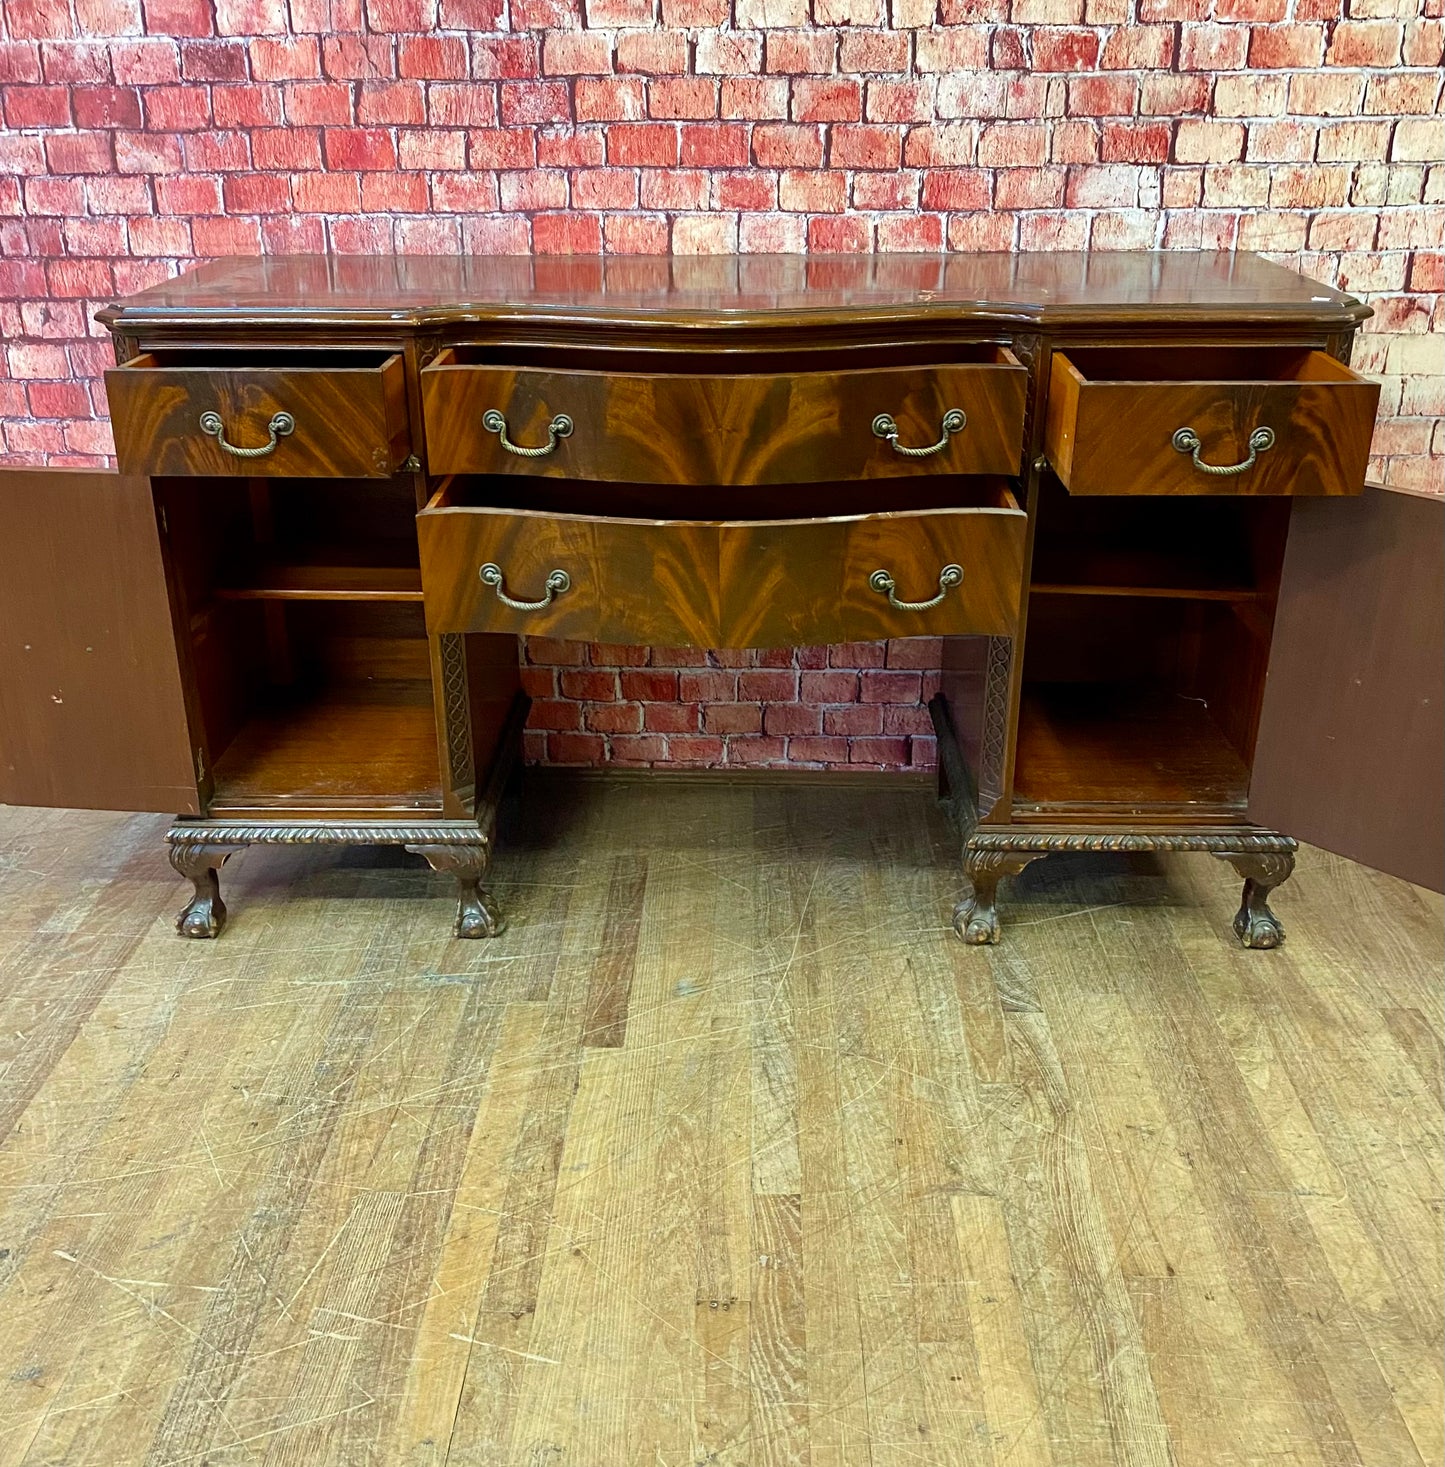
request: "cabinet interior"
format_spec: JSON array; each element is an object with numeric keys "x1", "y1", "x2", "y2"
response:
[
  {"x1": 159, "y1": 475, "x2": 441, "y2": 816},
  {"x1": 1012, "y1": 478, "x2": 1290, "y2": 822}
]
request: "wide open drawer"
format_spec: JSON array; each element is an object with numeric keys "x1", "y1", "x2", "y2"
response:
[
  {"x1": 420, "y1": 348, "x2": 1027, "y2": 484},
  {"x1": 1043, "y1": 346, "x2": 1379, "y2": 497},
  {"x1": 417, "y1": 481, "x2": 1026, "y2": 648},
  {"x1": 106, "y1": 349, "x2": 411, "y2": 478}
]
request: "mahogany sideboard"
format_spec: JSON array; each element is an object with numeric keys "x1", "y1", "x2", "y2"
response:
[{"x1": 2, "y1": 251, "x2": 1441, "y2": 945}]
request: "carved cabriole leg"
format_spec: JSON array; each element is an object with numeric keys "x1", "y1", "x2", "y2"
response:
[
  {"x1": 168, "y1": 837, "x2": 247, "y2": 939},
  {"x1": 405, "y1": 840, "x2": 502, "y2": 939},
  {"x1": 1215, "y1": 848, "x2": 1296, "y2": 949},
  {"x1": 955, "y1": 843, "x2": 1047, "y2": 945}
]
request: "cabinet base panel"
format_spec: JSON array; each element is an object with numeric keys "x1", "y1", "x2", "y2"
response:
[
  {"x1": 166, "y1": 818, "x2": 503, "y2": 940},
  {"x1": 955, "y1": 828, "x2": 1297, "y2": 948}
]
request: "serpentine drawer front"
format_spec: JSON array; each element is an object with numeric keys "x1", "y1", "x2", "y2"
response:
[
  {"x1": 1044, "y1": 346, "x2": 1379, "y2": 497},
  {"x1": 106, "y1": 349, "x2": 411, "y2": 479},
  {"x1": 420, "y1": 351, "x2": 1027, "y2": 483},
  {"x1": 416, "y1": 485, "x2": 1026, "y2": 649}
]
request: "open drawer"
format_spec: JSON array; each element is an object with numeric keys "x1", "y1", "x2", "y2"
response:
[
  {"x1": 417, "y1": 479, "x2": 1026, "y2": 649},
  {"x1": 105, "y1": 348, "x2": 412, "y2": 478},
  {"x1": 420, "y1": 347, "x2": 1027, "y2": 483},
  {"x1": 1043, "y1": 346, "x2": 1380, "y2": 497}
]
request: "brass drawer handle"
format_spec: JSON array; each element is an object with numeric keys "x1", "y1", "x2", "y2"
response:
[
  {"x1": 869, "y1": 563, "x2": 963, "y2": 612},
  {"x1": 479, "y1": 562, "x2": 570, "y2": 612},
  {"x1": 1172, "y1": 425, "x2": 1275, "y2": 476},
  {"x1": 872, "y1": 408, "x2": 966, "y2": 458},
  {"x1": 483, "y1": 409, "x2": 573, "y2": 458},
  {"x1": 199, "y1": 410, "x2": 294, "y2": 458}
]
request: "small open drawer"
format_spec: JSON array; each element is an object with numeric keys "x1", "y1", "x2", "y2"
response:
[
  {"x1": 1043, "y1": 346, "x2": 1380, "y2": 497},
  {"x1": 416, "y1": 478, "x2": 1026, "y2": 649},
  {"x1": 105, "y1": 348, "x2": 411, "y2": 479},
  {"x1": 420, "y1": 346, "x2": 1027, "y2": 484}
]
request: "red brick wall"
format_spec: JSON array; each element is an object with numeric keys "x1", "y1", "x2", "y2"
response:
[{"x1": 1, "y1": 0, "x2": 1440, "y2": 771}]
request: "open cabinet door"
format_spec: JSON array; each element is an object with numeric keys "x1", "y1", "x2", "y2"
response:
[
  {"x1": 0, "y1": 470, "x2": 201, "y2": 814},
  {"x1": 1249, "y1": 483, "x2": 1443, "y2": 892}
]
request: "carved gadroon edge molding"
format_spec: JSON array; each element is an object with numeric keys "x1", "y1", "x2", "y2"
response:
[
  {"x1": 167, "y1": 822, "x2": 492, "y2": 849},
  {"x1": 965, "y1": 830, "x2": 1297, "y2": 855}
]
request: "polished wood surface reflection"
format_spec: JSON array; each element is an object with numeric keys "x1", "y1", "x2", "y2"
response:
[{"x1": 0, "y1": 781, "x2": 1439, "y2": 1465}]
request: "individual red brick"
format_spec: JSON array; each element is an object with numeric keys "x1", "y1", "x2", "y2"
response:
[
  {"x1": 547, "y1": 732, "x2": 607, "y2": 764},
  {"x1": 830, "y1": 125, "x2": 901, "y2": 170},
  {"x1": 901, "y1": 124, "x2": 977, "y2": 166},
  {"x1": 140, "y1": 0, "x2": 212, "y2": 36},
  {"x1": 779, "y1": 169, "x2": 846, "y2": 212},
  {"x1": 763, "y1": 704, "x2": 821, "y2": 735},
  {"x1": 1102, "y1": 121, "x2": 1172, "y2": 163},
  {"x1": 882, "y1": 702, "x2": 935, "y2": 734},
  {"x1": 651, "y1": 78, "x2": 720, "y2": 119},
  {"x1": 251, "y1": 127, "x2": 320, "y2": 168},
  {"x1": 823, "y1": 705, "x2": 883, "y2": 737},
  {"x1": 215, "y1": 0, "x2": 287, "y2": 31},
  {"x1": 755, "y1": 123, "x2": 823, "y2": 167},
  {"x1": 323, "y1": 128, "x2": 396, "y2": 170},
  {"x1": 991, "y1": 27, "x2": 1027, "y2": 67},
  {"x1": 1140, "y1": 74, "x2": 1212, "y2": 114},
  {"x1": 714, "y1": 170, "x2": 776, "y2": 210},
  {"x1": 111, "y1": 39, "x2": 180, "y2": 83},
  {"x1": 321, "y1": 35, "x2": 395, "y2": 79},
  {"x1": 1067, "y1": 76, "x2": 1137, "y2": 116},
  {"x1": 293, "y1": 170, "x2": 361, "y2": 211},
  {"x1": 1100, "y1": 25, "x2": 1174, "y2": 67},
  {"x1": 609, "y1": 735, "x2": 668, "y2": 763},
  {"x1": 430, "y1": 173, "x2": 500, "y2": 210},
  {"x1": 978, "y1": 122, "x2": 1047, "y2": 165},
  {"x1": 576, "y1": 78, "x2": 645, "y2": 121},
  {"x1": 798, "y1": 670, "x2": 856, "y2": 701},
  {"x1": 722, "y1": 77, "x2": 788, "y2": 120},
  {"x1": 533, "y1": 212, "x2": 603, "y2": 252},
  {"x1": 585, "y1": 703, "x2": 644, "y2": 734},
  {"x1": 703, "y1": 702, "x2": 763, "y2": 734},
  {"x1": 214, "y1": 86, "x2": 282, "y2": 125},
  {"x1": 543, "y1": 31, "x2": 612, "y2": 75},
  {"x1": 609, "y1": 122, "x2": 678, "y2": 166},
  {"x1": 193, "y1": 215, "x2": 263, "y2": 252},
  {"x1": 859, "y1": 669, "x2": 922, "y2": 703},
  {"x1": 792, "y1": 78, "x2": 861, "y2": 123},
  {"x1": 697, "y1": 31, "x2": 762, "y2": 74},
  {"x1": 878, "y1": 214, "x2": 945, "y2": 250},
  {"x1": 667, "y1": 734, "x2": 726, "y2": 763},
  {"x1": 787, "y1": 736, "x2": 849, "y2": 763},
  {"x1": 916, "y1": 29, "x2": 990, "y2": 71},
  {"x1": 529, "y1": 698, "x2": 584, "y2": 730},
  {"x1": 429, "y1": 84, "x2": 499, "y2": 126},
  {"x1": 284, "y1": 82, "x2": 352, "y2": 125},
  {"x1": 559, "y1": 668, "x2": 618, "y2": 701},
  {"x1": 3, "y1": 84, "x2": 71, "y2": 126},
  {"x1": 222, "y1": 172, "x2": 290, "y2": 211},
  {"x1": 617, "y1": 32, "x2": 688, "y2": 73},
  {"x1": 358, "y1": 81, "x2": 425, "y2": 125},
  {"x1": 143, "y1": 84, "x2": 212, "y2": 129},
  {"x1": 854, "y1": 171, "x2": 920, "y2": 209},
  {"x1": 462, "y1": 216, "x2": 531, "y2": 251},
  {"x1": 400, "y1": 129, "x2": 466, "y2": 169},
  {"x1": 0, "y1": 43, "x2": 43, "y2": 83},
  {"x1": 250, "y1": 39, "x2": 321, "y2": 80},
  {"x1": 737, "y1": 669, "x2": 797, "y2": 701},
  {"x1": 399, "y1": 36, "x2": 467, "y2": 78},
  {"x1": 185, "y1": 130, "x2": 250, "y2": 169},
  {"x1": 726, "y1": 736, "x2": 788, "y2": 766},
  {"x1": 500, "y1": 168, "x2": 567, "y2": 210},
  {"x1": 1033, "y1": 28, "x2": 1100, "y2": 69},
  {"x1": 921, "y1": 168, "x2": 990, "y2": 209},
  {"x1": 680, "y1": 123, "x2": 748, "y2": 166},
  {"x1": 866, "y1": 80, "x2": 933, "y2": 123},
  {"x1": 765, "y1": 31, "x2": 834, "y2": 74},
  {"x1": 500, "y1": 80, "x2": 570, "y2": 125},
  {"x1": 1249, "y1": 23, "x2": 1325, "y2": 67},
  {"x1": 678, "y1": 669, "x2": 738, "y2": 701},
  {"x1": 366, "y1": 0, "x2": 435, "y2": 27},
  {"x1": 849, "y1": 737, "x2": 909, "y2": 764},
  {"x1": 1179, "y1": 23, "x2": 1248, "y2": 70},
  {"x1": 640, "y1": 701, "x2": 699, "y2": 732},
  {"x1": 469, "y1": 35, "x2": 536, "y2": 77},
  {"x1": 640, "y1": 169, "x2": 708, "y2": 208}
]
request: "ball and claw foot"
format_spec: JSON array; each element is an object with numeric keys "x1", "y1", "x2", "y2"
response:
[
  {"x1": 177, "y1": 870, "x2": 227, "y2": 939},
  {"x1": 1233, "y1": 879, "x2": 1286, "y2": 949},
  {"x1": 1219, "y1": 851, "x2": 1295, "y2": 950},
  {"x1": 953, "y1": 893, "x2": 1001, "y2": 945},
  {"x1": 455, "y1": 879, "x2": 504, "y2": 940}
]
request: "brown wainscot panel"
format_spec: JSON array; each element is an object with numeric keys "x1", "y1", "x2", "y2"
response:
[{"x1": 1044, "y1": 345, "x2": 1379, "y2": 497}]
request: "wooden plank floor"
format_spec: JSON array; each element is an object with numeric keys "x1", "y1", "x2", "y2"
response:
[{"x1": 0, "y1": 779, "x2": 1440, "y2": 1467}]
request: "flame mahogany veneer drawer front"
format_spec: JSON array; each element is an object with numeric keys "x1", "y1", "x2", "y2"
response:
[
  {"x1": 105, "y1": 349, "x2": 412, "y2": 479},
  {"x1": 416, "y1": 484, "x2": 1026, "y2": 650},
  {"x1": 420, "y1": 349, "x2": 1027, "y2": 484},
  {"x1": 1043, "y1": 346, "x2": 1380, "y2": 497}
]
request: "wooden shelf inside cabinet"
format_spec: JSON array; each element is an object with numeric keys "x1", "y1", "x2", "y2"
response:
[
  {"x1": 214, "y1": 559, "x2": 424, "y2": 604},
  {"x1": 208, "y1": 678, "x2": 443, "y2": 816},
  {"x1": 1011, "y1": 683, "x2": 1251, "y2": 816},
  {"x1": 1029, "y1": 546, "x2": 1267, "y2": 603}
]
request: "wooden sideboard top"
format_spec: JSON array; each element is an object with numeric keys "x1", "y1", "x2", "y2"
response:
[{"x1": 99, "y1": 251, "x2": 1369, "y2": 334}]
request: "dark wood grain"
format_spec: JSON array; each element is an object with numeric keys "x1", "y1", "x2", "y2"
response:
[
  {"x1": 420, "y1": 351, "x2": 1026, "y2": 483},
  {"x1": 106, "y1": 351, "x2": 411, "y2": 479},
  {"x1": 417, "y1": 488, "x2": 1026, "y2": 648},
  {"x1": 0, "y1": 470, "x2": 200, "y2": 814},
  {"x1": 1249, "y1": 484, "x2": 1444, "y2": 892},
  {"x1": 1044, "y1": 347, "x2": 1379, "y2": 497}
]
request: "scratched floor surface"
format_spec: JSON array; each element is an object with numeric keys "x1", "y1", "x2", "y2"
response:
[{"x1": 0, "y1": 779, "x2": 1440, "y2": 1467}]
